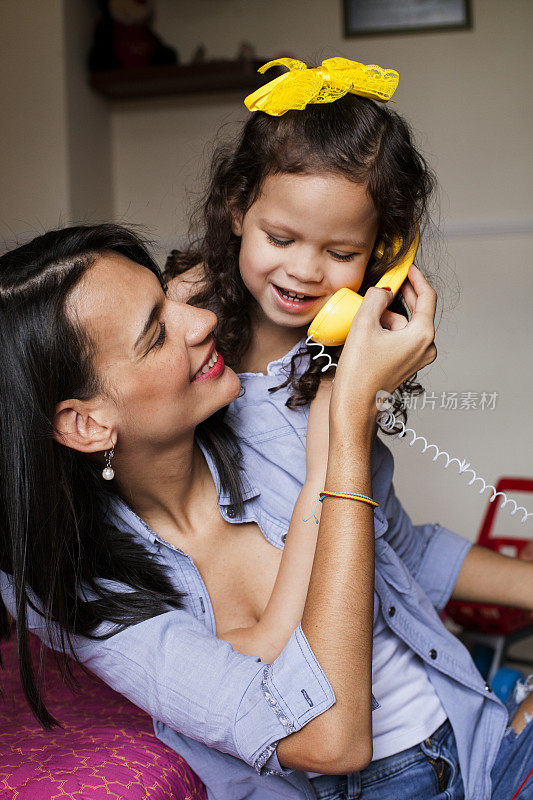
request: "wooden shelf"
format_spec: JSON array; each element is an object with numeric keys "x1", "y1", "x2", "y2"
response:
[{"x1": 89, "y1": 59, "x2": 271, "y2": 100}]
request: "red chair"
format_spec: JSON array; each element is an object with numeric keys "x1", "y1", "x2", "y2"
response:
[
  {"x1": 0, "y1": 627, "x2": 208, "y2": 800},
  {"x1": 445, "y1": 477, "x2": 533, "y2": 682}
]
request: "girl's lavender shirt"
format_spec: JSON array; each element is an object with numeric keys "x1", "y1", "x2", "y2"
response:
[{"x1": 0, "y1": 340, "x2": 508, "y2": 800}]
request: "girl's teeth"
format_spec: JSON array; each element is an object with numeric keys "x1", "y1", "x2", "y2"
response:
[{"x1": 279, "y1": 287, "x2": 307, "y2": 300}]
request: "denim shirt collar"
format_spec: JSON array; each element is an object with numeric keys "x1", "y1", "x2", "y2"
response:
[{"x1": 103, "y1": 437, "x2": 260, "y2": 546}]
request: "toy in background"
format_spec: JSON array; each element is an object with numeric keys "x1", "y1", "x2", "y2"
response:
[
  {"x1": 89, "y1": 0, "x2": 178, "y2": 72},
  {"x1": 235, "y1": 41, "x2": 257, "y2": 63}
]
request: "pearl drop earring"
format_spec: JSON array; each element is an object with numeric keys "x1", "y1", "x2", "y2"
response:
[{"x1": 102, "y1": 445, "x2": 115, "y2": 480}]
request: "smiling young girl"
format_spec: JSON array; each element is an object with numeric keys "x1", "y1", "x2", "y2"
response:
[
  {"x1": 165, "y1": 59, "x2": 435, "y2": 663},
  {"x1": 166, "y1": 58, "x2": 533, "y2": 799}
]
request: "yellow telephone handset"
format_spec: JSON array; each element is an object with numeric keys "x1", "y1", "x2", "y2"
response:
[{"x1": 307, "y1": 230, "x2": 420, "y2": 347}]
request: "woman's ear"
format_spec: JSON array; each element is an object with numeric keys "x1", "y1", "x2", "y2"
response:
[{"x1": 53, "y1": 398, "x2": 116, "y2": 454}]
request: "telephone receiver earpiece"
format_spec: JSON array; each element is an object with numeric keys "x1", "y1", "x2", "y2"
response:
[{"x1": 307, "y1": 229, "x2": 420, "y2": 347}]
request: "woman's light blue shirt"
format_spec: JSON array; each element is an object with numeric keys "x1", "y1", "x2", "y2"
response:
[{"x1": 0, "y1": 341, "x2": 508, "y2": 800}]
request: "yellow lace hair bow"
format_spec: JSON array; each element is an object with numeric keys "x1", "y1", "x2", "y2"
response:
[{"x1": 244, "y1": 57, "x2": 399, "y2": 117}]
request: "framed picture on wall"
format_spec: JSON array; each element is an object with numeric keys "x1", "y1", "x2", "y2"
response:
[{"x1": 343, "y1": 0, "x2": 472, "y2": 37}]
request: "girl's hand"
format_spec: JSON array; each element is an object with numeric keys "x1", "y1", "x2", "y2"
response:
[{"x1": 331, "y1": 264, "x2": 437, "y2": 421}]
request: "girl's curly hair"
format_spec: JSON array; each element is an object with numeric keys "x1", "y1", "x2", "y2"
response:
[{"x1": 165, "y1": 92, "x2": 436, "y2": 432}]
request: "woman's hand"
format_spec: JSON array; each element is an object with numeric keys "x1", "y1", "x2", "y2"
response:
[{"x1": 331, "y1": 264, "x2": 437, "y2": 423}]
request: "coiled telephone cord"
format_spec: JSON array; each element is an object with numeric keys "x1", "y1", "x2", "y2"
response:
[{"x1": 306, "y1": 336, "x2": 533, "y2": 525}]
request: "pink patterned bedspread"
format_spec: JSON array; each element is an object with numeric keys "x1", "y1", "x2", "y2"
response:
[{"x1": 0, "y1": 631, "x2": 207, "y2": 799}]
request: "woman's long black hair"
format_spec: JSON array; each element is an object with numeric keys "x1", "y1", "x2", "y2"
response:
[
  {"x1": 0, "y1": 224, "x2": 243, "y2": 727},
  {"x1": 166, "y1": 91, "x2": 437, "y2": 428}
]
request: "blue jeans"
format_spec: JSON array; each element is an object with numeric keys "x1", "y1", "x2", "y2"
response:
[{"x1": 310, "y1": 677, "x2": 533, "y2": 799}]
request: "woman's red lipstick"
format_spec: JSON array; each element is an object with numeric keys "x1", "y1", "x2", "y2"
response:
[{"x1": 192, "y1": 349, "x2": 224, "y2": 382}]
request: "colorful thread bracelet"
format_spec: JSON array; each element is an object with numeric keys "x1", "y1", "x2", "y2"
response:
[
  {"x1": 320, "y1": 490, "x2": 379, "y2": 508},
  {"x1": 302, "y1": 490, "x2": 379, "y2": 524}
]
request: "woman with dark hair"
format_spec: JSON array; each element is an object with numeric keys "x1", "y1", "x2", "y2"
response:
[{"x1": 0, "y1": 223, "x2": 440, "y2": 799}]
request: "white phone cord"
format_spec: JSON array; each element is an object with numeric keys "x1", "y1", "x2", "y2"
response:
[{"x1": 306, "y1": 336, "x2": 533, "y2": 525}]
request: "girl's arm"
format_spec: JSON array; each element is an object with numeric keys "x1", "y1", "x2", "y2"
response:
[{"x1": 219, "y1": 380, "x2": 333, "y2": 663}]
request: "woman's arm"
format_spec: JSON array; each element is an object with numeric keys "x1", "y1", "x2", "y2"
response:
[
  {"x1": 276, "y1": 411, "x2": 376, "y2": 773},
  {"x1": 277, "y1": 268, "x2": 438, "y2": 773},
  {"x1": 451, "y1": 544, "x2": 533, "y2": 609}
]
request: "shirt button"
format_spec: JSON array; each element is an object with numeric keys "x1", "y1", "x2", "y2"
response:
[
  {"x1": 226, "y1": 505, "x2": 237, "y2": 518},
  {"x1": 388, "y1": 606, "x2": 396, "y2": 617},
  {"x1": 485, "y1": 683, "x2": 492, "y2": 693},
  {"x1": 281, "y1": 533, "x2": 287, "y2": 543},
  {"x1": 429, "y1": 649, "x2": 438, "y2": 660}
]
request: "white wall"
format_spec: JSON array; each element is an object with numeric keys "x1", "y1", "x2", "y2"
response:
[
  {"x1": 64, "y1": 0, "x2": 113, "y2": 223},
  {"x1": 111, "y1": 0, "x2": 533, "y2": 539},
  {"x1": 0, "y1": 0, "x2": 113, "y2": 248},
  {"x1": 1, "y1": 0, "x2": 531, "y2": 539},
  {"x1": 0, "y1": 0, "x2": 70, "y2": 245},
  {"x1": 112, "y1": 0, "x2": 533, "y2": 239}
]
